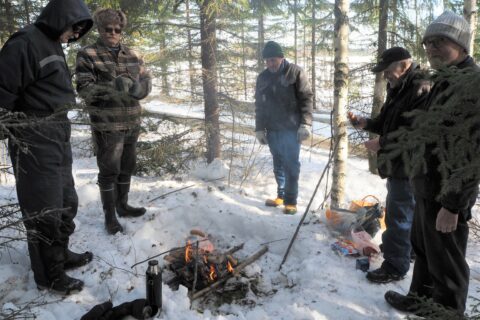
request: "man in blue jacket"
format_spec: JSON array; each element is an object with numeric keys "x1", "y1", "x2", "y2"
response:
[
  {"x1": 0, "y1": 0, "x2": 93, "y2": 295},
  {"x1": 254, "y1": 41, "x2": 313, "y2": 215}
]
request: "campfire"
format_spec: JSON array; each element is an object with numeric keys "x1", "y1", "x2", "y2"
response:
[{"x1": 163, "y1": 229, "x2": 268, "y2": 301}]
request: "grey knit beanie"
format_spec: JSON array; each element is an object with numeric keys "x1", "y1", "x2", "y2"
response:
[{"x1": 423, "y1": 11, "x2": 471, "y2": 53}]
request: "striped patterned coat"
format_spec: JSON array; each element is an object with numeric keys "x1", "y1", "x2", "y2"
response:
[{"x1": 76, "y1": 38, "x2": 152, "y2": 131}]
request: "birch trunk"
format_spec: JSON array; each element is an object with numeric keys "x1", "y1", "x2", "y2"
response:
[
  {"x1": 463, "y1": 0, "x2": 477, "y2": 55},
  {"x1": 331, "y1": 0, "x2": 350, "y2": 208}
]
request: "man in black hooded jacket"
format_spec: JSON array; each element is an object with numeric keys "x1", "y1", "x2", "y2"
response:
[{"x1": 0, "y1": 0, "x2": 93, "y2": 295}]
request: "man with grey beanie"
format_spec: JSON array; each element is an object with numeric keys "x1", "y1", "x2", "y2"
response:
[
  {"x1": 254, "y1": 41, "x2": 313, "y2": 215},
  {"x1": 385, "y1": 11, "x2": 480, "y2": 316}
]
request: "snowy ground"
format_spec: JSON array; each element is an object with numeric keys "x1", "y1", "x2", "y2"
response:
[{"x1": 1, "y1": 104, "x2": 480, "y2": 320}]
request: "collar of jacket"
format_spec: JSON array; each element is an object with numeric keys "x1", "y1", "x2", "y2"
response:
[
  {"x1": 455, "y1": 55, "x2": 477, "y2": 69},
  {"x1": 95, "y1": 38, "x2": 127, "y2": 54}
]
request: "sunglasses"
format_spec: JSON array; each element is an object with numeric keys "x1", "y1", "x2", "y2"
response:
[
  {"x1": 422, "y1": 37, "x2": 447, "y2": 49},
  {"x1": 103, "y1": 27, "x2": 122, "y2": 34}
]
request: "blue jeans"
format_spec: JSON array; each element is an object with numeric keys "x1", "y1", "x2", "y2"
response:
[
  {"x1": 267, "y1": 130, "x2": 301, "y2": 205},
  {"x1": 381, "y1": 177, "x2": 415, "y2": 275}
]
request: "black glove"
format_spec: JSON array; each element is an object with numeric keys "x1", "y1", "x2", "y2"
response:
[
  {"x1": 80, "y1": 301, "x2": 113, "y2": 320},
  {"x1": 109, "y1": 299, "x2": 149, "y2": 319}
]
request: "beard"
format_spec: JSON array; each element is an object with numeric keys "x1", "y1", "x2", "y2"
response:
[{"x1": 428, "y1": 56, "x2": 448, "y2": 69}]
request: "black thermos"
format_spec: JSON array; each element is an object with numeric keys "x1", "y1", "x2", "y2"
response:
[{"x1": 146, "y1": 260, "x2": 162, "y2": 316}]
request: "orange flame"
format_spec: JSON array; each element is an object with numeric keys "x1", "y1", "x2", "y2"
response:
[
  {"x1": 209, "y1": 265, "x2": 217, "y2": 281},
  {"x1": 185, "y1": 241, "x2": 192, "y2": 263},
  {"x1": 227, "y1": 261, "x2": 234, "y2": 273}
]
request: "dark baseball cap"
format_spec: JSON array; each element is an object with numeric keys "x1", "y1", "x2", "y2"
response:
[{"x1": 371, "y1": 47, "x2": 412, "y2": 73}]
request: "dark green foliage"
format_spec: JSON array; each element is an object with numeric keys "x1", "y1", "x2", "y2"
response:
[
  {"x1": 135, "y1": 117, "x2": 203, "y2": 176},
  {"x1": 381, "y1": 66, "x2": 480, "y2": 199}
]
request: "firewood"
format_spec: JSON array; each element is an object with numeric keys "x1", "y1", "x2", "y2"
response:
[{"x1": 190, "y1": 246, "x2": 268, "y2": 301}]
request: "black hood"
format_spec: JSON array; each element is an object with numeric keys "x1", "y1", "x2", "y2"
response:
[{"x1": 34, "y1": 0, "x2": 93, "y2": 42}]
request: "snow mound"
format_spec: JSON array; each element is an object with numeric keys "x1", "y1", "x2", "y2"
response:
[{"x1": 190, "y1": 158, "x2": 228, "y2": 181}]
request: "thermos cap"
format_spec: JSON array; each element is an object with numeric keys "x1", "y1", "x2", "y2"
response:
[{"x1": 148, "y1": 260, "x2": 159, "y2": 266}]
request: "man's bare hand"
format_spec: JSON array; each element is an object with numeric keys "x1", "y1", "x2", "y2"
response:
[
  {"x1": 436, "y1": 207, "x2": 458, "y2": 233},
  {"x1": 364, "y1": 137, "x2": 381, "y2": 152},
  {"x1": 347, "y1": 111, "x2": 367, "y2": 129}
]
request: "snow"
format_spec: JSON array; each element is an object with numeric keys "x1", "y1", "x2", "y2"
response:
[{"x1": 1, "y1": 101, "x2": 480, "y2": 319}]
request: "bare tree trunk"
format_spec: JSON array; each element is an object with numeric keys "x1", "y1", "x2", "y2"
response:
[
  {"x1": 241, "y1": 19, "x2": 247, "y2": 101},
  {"x1": 294, "y1": 0, "x2": 298, "y2": 64},
  {"x1": 159, "y1": 25, "x2": 170, "y2": 97},
  {"x1": 257, "y1": 11, "x2": 264, "y2": 73},
  {"x1": 463, "y1": 0, "x2": 477, "y2": 55},
  {"x1": 24, "y1": 0, "x2": 30, "y2": 25},
  {"x1": 331, "y1": 0, "x2": 349, "y2": 208},
  {"x1": 369, "y1": 0, "x2": 388, "y2": 174},
  {"x1": 4, "y1": 0, "x2": 15, "y2": 35},
  {"x1": 311, "y1": 0, "x2": 317, "y2": 110},
  {"x1": 186, "y1": 0, "x2": 196, "y2": 100},
  {"x1": 200, "y1": 0, "x2": 220, "y2": 163},
  {"x1": 390, "y1": 0, "x2": 397, "y2": 47}
]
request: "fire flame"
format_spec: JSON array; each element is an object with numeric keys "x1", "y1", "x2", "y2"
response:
[
  {"x1": 185, "y1": 241, "x2": 192, "y2": 263},
  {"x1": 209, "y1": 265, "x2": 217, "y2": 281},
  {"x1": 227, "y1": 261, "x2": 234, "y2": 273}
]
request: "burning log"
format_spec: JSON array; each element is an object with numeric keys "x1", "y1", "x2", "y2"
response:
[{"x1": 190, "y1": 246, "x2": 268, "y2": 301}]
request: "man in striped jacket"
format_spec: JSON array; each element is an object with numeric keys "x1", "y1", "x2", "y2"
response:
[{"x1": 76, "y1": 8, "x2": 152, "y2": 235}]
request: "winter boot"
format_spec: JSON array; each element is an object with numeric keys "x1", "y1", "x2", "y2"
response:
[
  {"x1": 37, "y1": 243, "x2": 84, "y2": 295},
  {"x1": 384, "y1": 291, "x2": 421, "y2": 314},
  {"x1": 366, "y1": 267, "x2": 404, "y2": 283},
  {"x1": 116, "y1": 183, "x2": 146, "y2": 217},
  {"x1": 64, "y1": 248, "x2": 93, "y2": 270},
  {"x1": 101, "y1": 187, "x2": 124, "y2": 235},
  {"x1": 265, "y1": 197, "x2": 284, "y2": 207},
  {"x1": 283, "y1": 204, "x2": 297, "y2": 215}
]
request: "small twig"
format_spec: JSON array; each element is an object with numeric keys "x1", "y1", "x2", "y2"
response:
[
  {"x1": 148, "y1": 177, "x2": 225, "y2": 203},
  {"x1": 190, "y1": 240, "x2": 199, "y2": 308},
  {"x1": 130, "y1": 238, "x2": 221, "y2": 268}
]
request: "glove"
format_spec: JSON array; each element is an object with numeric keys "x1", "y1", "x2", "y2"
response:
[
  {"x1": 297, "y1": 124, "x2": 311, "y2": 142},
  {"x1": 129, "y1": 80, "x2": 144, "y2": 99},
  {"x1": 80, "y1": 301, "x2": 112, "y2": 320},
  {"x1": 114, "y1": 76, "x2": 134, "y2": 93},
  {"x1": 255, "y1": 131, "x2": 268, "y2": 145}
]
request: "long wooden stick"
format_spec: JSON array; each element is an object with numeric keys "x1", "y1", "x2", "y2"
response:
[
  {"x1": 190, "y1": 246, "x2": 268, "y2": 301},
  {"x1": 278, "y1": 139, "x2": 340, "y2": 271}
]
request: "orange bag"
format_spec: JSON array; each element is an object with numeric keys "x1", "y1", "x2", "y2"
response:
[{"x1": 349, "y1": 195, "x2": 386, "y2": 230}]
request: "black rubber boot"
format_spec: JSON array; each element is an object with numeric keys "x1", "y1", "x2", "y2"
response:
[
  {"x1": 37, "y1": 243, "x2": 84, "y2": 295},
  {"x1": 116, "y1": 183, "x2": 146, "y2": 217},
  {"x1": 64, "y1": 248, "x2": 93, "y2": 270},
  {"x1": 100, "y1": 188, "x2": 124, "y2": 235}
]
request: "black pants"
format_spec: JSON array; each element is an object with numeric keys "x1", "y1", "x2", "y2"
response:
[
  {"x1": 93, "y1": 128, "x2": 139, "y2": 189},
  {"x1": 9, "y1": 121, "x2": 78, "y2": 286},
  {"x1": 409, "y1": 196, "x2": 470, "y2": 314}
]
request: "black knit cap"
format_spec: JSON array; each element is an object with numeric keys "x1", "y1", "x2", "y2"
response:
[
  {"x1": 371, "y1": 47, "x2": 412, "y2": 73},
  {"x1": 262, "y1": 41, "x2": 284, "y2": 59}
]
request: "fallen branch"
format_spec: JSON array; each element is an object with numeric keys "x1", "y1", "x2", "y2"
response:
[{"x1": 190, "y1": 246, "x2": 268, "y2": 301}]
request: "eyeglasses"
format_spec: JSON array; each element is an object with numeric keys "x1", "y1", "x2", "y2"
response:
[
  {"x1": 422, "y1": 37, "x2": 447, "y2": 49},
  {"x1": 103, "y1": 27, "x2": 122, "y2": 34}
]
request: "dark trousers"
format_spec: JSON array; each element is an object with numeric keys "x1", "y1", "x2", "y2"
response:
[
  {"x1": 93, "y1": 128, "x2": 140, "y2": 190},
  {"x1": 409, "y1": 196, "x2": 470, "y2": 314},
  {"x1": 267, "y1": 130, "x2": 301, "y2": 205},
  {"x1": 381, "y1": 178, "x2": 415, "y2": 275},
  {"x1": 9, "y1": 122, "x2": 78, "y2": 286}
]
